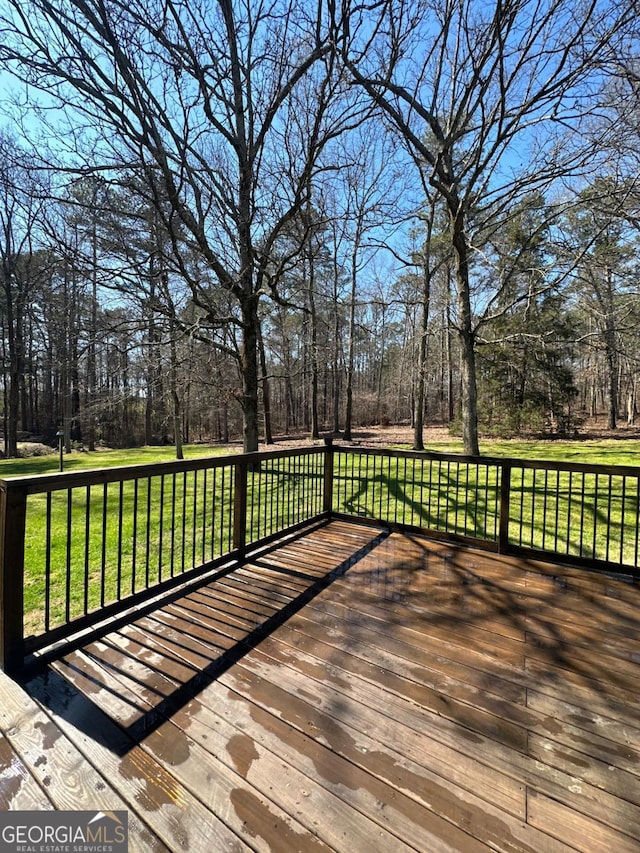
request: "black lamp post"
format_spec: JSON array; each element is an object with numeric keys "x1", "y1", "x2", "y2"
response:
[{"x1": 56, "y1": 430, "x2": 64, "y2": 472}]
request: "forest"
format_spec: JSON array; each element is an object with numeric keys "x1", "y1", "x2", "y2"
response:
[{"x1": 0, "y1": 0, "x2": 638, "y2": 457}]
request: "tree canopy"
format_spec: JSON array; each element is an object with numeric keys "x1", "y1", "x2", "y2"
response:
[{"x1": 0, "y1": 0, "x2": 637, "y2": 455}]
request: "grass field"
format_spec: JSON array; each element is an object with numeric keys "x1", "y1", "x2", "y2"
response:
[
  {"x1": 1, "y1": 434, "x2": 639, "y2": 478},
  {"x1": 419, "y1": 437, "x2": 640, "y2": 467},
  {"x1": 8, "y1": 445, "x2": 324, "y2": 640},
  {"x1": 3, "y1": 437, "x2": 639, "y2": 644},
  {"x1": 0, "y1": 443, "x2": 237, "y2": 478}
]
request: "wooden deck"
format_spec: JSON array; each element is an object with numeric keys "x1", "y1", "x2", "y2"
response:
[{"x1": 1, "y1": 519, "x2": 640, "y2": 852}]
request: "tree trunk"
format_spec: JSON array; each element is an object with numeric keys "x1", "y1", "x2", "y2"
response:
[
  {"x1": 343, "y1": 237, "x2": 359, "y2": 441},
  {"x1": 87, "y1": 213, "x2": 98, "y2": 451},
  {"x1": 450, "y1": 208, "x2": 480, "y2": 456},
  {"x1": 5, "y1": 288, "x2": 19, "y2": 458},
  {"x1": 169, "y1": 323, "x2": 183, "y2": 460},
  {"x1": 307, "y1": 243, "x2": 320, "y2": 440},
  {"x1": 332, "y1": 274, "x2": 341, "y2": 435},
  {"x1": 240, "y1": 292, "x2": 260, "y2": 453},
  {"x1": 413, "y1": 226, "x2": 432, "y2": 451},
  {"x1": 627, "y1": 380, "x2": 636, "y2": 425},
  {"x1": 257, "y1": 321, "x2": 273, "y2": 444},
  {"x1": 604, "y1": 271, "x2": 618, "y2": 430}
]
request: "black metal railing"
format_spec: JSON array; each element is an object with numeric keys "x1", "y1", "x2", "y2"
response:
[
  {"x1": 331, "y1": 447, "x2": 502, "y2": 545},
  {"x1": 0, "y1": 447, "x2": 326, "y2": 672},
  {"x1": 1, "y1": 442, "x2": 638, "y2": 672},
  {"x1": 330, "y1": 447, "x2": 640, "y2": 574}
]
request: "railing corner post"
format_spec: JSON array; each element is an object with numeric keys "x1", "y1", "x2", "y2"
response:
[
  {"x1": 323, "y1": 436, "x2": 335, "y2": 517},
  {"x1": 498, "y1": 462, "x2": 512, "y2": 555},
  {"x1": 233, "y1": 457, "x2": 248, "y2": 558},
  {"x1": 0, "y1": 482, "x2": 27, "y2": 675}
]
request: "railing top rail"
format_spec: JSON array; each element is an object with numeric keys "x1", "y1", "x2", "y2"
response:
[
  {"x1": 331, "y1": 444, "x2": 640, "y2": 478},
  {"x1": 0, "y1": 444, "x2": 325, "y2": 496}
]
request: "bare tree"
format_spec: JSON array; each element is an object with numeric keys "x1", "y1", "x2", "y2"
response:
[
  {"x1": 0, "y1": 134, "x2": 48, "y2": 456},
  {"x1": 0, "y1": 0, "x2": 363, "y2": 451},
  {"x1": 338, "y1": 0, "x2": 636, "y2": 454}
]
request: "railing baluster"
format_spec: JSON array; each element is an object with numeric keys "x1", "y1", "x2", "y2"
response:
[
  {"x1": 635, "y1": 478, "x2": 640, "y2": 568},
  {"x1": 65, "y1": 488, "x2": 72, "y2": 624},
  {"x1": 518, "y1": 467, "x2": 525, "y2": 546},
  {"x1": 170, "y1": 473, "x2": 176, "y2": 577},
  {"x1": 146, "y1": 477, "x2": 152, "y2": 587},
  {"x1": 158, "y1": 474, "x2": 165, "y2": 582},
  {"x1": 606, "y1": 474, "x2": 613, "y2": 563},
  {"x1": 131, "y1": 478, "x2": 138, "y2": 594},
  {"x1": 567, "y1": 471, "x2": 573, "y2": 557},
  {"x1": 553, "y1": 471, "x2": 560, "y2": 554},
  {"x1": 592, "y1": 473, "x2": 599, "y2": 560},
  {"x1": 234, "y1": 457, "x2": 248, "y2": 556},
  {"x1": 101, "y1": 483, "x2": 108, "y2": 607},
  {"x1": 192, "y1": 469, "x2": 198, "y2": 569},
  {"x1": 498, "y1": 462, "x2": 512, "y2": 554},
  {"x1": 201, "y1": 468, "x2": 208, "y2": 566},
  {"x1": 181, "y1": 471, "x2": 187, "y2": 574},
  {"x1": 84, "y1": 485, "x2": 91, "y2": 616},
  {"x1": 117, "y1": 481, "x2": 124, "y2": 600},
  {"x1": 577, "y1": 473, "x2": 585, "y2": 557},
  {"x1": 620, "y1": 475, "x2": 627, "y2": 566},
  {"x1": 45, "y1": 493, "x2": 52, "y2": 632}
]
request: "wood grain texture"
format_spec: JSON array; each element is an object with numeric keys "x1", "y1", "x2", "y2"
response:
[{"x1": 1, "y1": 520, "x2": 638, "y2": 852}]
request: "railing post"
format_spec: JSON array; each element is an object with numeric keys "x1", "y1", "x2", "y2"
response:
[
  {"x1": 323, "y1": 437, "x2": 334, "y2": 517},
  {"x1": 498, "y1": 461, "x2": 512, "y2": 554},
  {"x1": 233, "y1": 457, "x2": 248, "y2": 557},
  {"x1": 0, "y1": 482, "x2": 27, "y2": 674}
]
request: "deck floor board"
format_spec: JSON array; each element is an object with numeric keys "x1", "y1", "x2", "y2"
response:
[{"x1": 1, "y1": 520, "x2": 639, "y2": 851}]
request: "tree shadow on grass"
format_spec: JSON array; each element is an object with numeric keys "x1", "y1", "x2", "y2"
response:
[{"x1": 338, "y1": 469, "x2": 500, "y2": 541}]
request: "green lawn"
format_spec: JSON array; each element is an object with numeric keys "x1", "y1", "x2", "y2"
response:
[
  {"x1": 4, "y1": 438, "x2": 639, "y2": 643},
  {"x1": 417, "y1": 437, "x2": 640, "y2": 468},
  {"x1": 335, "y1": 442, "x2": 640, "y2": 571},
  {"x1": 2, "y1": 436, "x2": 639, "y2": 479},
  {"x1": 9, "y1": 445, "x2": 323, "y2": 639},
  {"x1": 0, "y1": 443, "x2": 238, "y2": 478}
]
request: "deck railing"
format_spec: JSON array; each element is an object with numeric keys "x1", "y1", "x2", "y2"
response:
[
  {"x1": 1, "y1": 442, "x2": 638, "y2": 672},
  {"x1": 330, "y1": 446, "x2": 640, "y2": 574},
  {"x1": 0, "y1": 447, "x2": 325, "y2": 673}
]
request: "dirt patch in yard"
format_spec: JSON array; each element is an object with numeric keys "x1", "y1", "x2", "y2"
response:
[{"x1": 256, "y1": 420, "x2": 640, "y2": 452}]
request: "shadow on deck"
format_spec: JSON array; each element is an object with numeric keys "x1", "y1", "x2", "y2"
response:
[{"x1": 1, "y1": 519, "x2": 640, "y2": 852}]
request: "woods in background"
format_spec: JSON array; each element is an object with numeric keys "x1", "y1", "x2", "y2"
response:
[{"x1": 0, "y1": 1, "x2": 638, "y2": 455}]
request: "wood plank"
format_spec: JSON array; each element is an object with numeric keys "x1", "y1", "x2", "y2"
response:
[
  {"x1": 528, "y1": 733, "x2": 640, "y2": 805},
  {"x1": 304, "y1": 590, "x2": 526, "y2": 674},
  {"x1": 133, "y1": 622, "x2": 550, "y2": 852},
  {"x1": 525, "y1": 657, "x2": 640, "y2": 720},
  {"x1": 325, "y1": 570, "x2": 529, "y2": 659},
  {"x1": 286, "y1": 594, "x2": 527, "y2": 702},
  {"x1": 271, "y1": 613, "x2": 640, "y2": 785},
  {"x1": 0, "y1": 671, "x2": 167, "y2": 852},
  {"x1": 524, "y1": 631, "x2": 640, "y2": 691},
  {"x1": 527, "y1": 689, "x2": 640, "y2": 760},
  {"x1": 257, "y1": 629, "x2": 530, "y2": 752},
  {"x1": 57, "y1": 630, "x2": 435, "y2": 853},
  {"x1": 274, "y1": 611, "x2": 526, "y2": 713},
  {"x1": 0, "y1": 735, "x2": 52, "y2": 810},
  {"x1": 189, "y1": 679, "x2": 572, "y2": 853},
  {"x1": 228, "y1": 650, "x2": 527, "y2": 818},
  {"x1": 237, "y1": 641, "x2": 640, "y2": 841},
  {"x1": 527, "y1": 790, "x2": 640, "y2": 853},
  {"x1": 30, "y1": 665, "x2": 256, "y2": 853}
]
